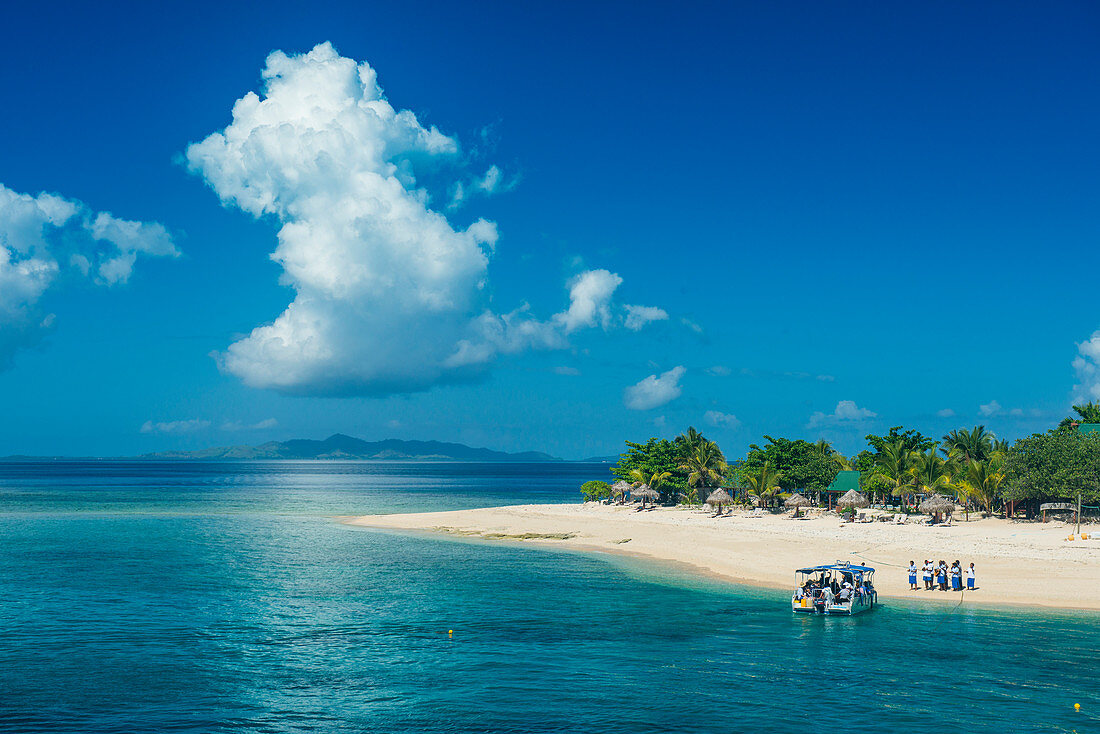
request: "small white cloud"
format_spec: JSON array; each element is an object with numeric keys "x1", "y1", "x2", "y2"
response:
[
  {"x1": 0, "y1": 183, "x2": 177, "y2": 368},
  {"x1": 808, "y1": 400, "x2": 877, "y2": 428},
  {"x1": 681, "y1": 317, "x2": 704, "y2": 335},
  {"x1": 936, "y1": 408, "x2": 956, "y2": 418},
  {"x1": 553, "y1": 366, "x2": 580, "y2": 376},
  {"x1": 624, "y1": 366, "x2": 686, "y2": 410},
  {"x1": 834, "y1": 400, "x2": 876, "y2": 420},
  {"x1": 705, "y1": 365, "x2": 731, "y2": 377},
  {"x1": 623, "y1": 304, "x2": 668, "y2": 331},
  {"x1": 1009, "y1": 408, "x2": 1023, "y2": 416},
  {"x1": 221, "y1": 418, "x2": 278, "y2": 432},
  {"x1": 816, "y1": 374, "x2": 835, "y2": 382},
  {"x1": 1073, "y1": 330, "x2": 1100, "y2": 401},
  {"x1": 477, "y1": 165, "x2": 502, "y2": 193},
  {"x1": 141, "y1": 419, "x2": 211, "y2": 435},
  {"x1": 554, "y1": 269, "x2": 622, "y2": 333},
  {"x1": 978, "y1": 400, "x2": 1002, "y2": 417},
  {"x1": 652, "y1": 415, "x2": 668, "y2": 429},
  {"x1": 704, "y1": 410, "x2": 741, "y2": 429}
]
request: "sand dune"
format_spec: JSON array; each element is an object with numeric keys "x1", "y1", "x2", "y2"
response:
[{"x1": 345, "y1": 503, "x2": 1100, "y2": 611}]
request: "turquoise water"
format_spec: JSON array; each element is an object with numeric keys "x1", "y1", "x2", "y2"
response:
[{"x1": 1, "y1": 461, "x2": 1097, "y2": 733}]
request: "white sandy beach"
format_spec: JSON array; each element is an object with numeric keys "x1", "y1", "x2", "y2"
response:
[{"x1": 346, "y1": 503, "x2": 1100, "y2": 611}]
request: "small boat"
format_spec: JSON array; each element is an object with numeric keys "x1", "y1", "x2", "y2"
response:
[{"x1": 791, "y1": 563, "x2": 877, "y2": 615}]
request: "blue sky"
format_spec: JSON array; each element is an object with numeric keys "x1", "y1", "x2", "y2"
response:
[{"x1": 1, "y1": 1, "x2": 1098, "y2": 458}]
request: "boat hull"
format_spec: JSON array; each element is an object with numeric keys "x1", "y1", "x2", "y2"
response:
[{"x1": 791, "y1": 592, "x2": 877, "y2": 615}]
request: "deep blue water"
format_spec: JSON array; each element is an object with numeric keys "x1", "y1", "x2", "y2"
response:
[{"x1": 1, "y1": 461, "x2": 1097, "y2": 733}]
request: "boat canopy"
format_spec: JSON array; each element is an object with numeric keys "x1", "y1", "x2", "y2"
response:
[{"x1": 796, "y1": 563, "x2": 875, "y2": 574}]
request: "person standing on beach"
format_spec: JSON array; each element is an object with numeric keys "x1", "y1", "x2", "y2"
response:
[
  {"x1": 967, "y1": 563, "x2": 976, "y2": 590},
  {"x1": 951, "y1": 561, "x2": 962, "y2": 591},
  {"x1": 938, "y1": 560, "x2": 948, "y2": 591},
  {"x1": 908, "y1": 561, "x2": 918, "y2": 590},
  {"x1": 923, "y1": 560, "x2": 933, "y2": 590}
]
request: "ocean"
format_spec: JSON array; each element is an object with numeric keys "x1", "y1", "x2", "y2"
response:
[{"x1": 1, "y1": 460, "x2": 1096, "y2": 733}]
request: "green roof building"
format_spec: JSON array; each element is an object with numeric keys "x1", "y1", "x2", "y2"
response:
[{"x1": 826, "y1": 470, "x2": 861, "y2": 493}]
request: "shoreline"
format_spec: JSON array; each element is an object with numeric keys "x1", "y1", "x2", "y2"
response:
[{"x1": 343, "y1": 503, "x2": 1100, "y2": 612}]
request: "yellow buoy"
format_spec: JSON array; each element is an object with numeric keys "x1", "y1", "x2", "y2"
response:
[{"x1": 1075, "y1": 703, "x2": 1080, "y2": 711}]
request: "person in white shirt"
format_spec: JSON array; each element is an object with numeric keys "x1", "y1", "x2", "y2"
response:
[
  {"x1": 966, "y1": 563, "x2": 976, "y2": 590},
  {"x1": 922, "y1": 560, "x2": 933, "y2": 590},
  {"x1": 908, "y1": 561, "x2": 918, "y2": 590}
]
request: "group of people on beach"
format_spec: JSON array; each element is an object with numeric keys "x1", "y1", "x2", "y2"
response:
[{"x1": 908, "y1": 559, "x2": 975, "y2": 591}]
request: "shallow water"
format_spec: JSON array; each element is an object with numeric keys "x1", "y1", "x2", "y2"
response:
[{"x1": 1, "y1": 461, "x2": 1097, "y2": 733}]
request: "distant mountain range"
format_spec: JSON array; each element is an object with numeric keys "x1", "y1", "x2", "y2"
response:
[{"x1": 140, "y1": 434, "x2": 564, "y2": 462}]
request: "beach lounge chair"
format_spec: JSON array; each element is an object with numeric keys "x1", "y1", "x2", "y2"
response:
[{"x1": 749, "y1": 507, "x2": 764, "y2": 518}]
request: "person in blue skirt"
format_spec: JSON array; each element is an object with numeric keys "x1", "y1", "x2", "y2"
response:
[
  {"x1": 967, "y1": 562, "x2": 976, "y2": 590},
  {"x1": 951, "y1": 561, "x2": 962, "y2": 591},
  {"x1": 908, "y1": 560, "x2": 918, "y2": 590}
]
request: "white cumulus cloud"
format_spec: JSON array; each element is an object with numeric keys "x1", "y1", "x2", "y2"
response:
[
  {"x1": 978, "y1": 400, "x2": 1002, "y2": 417},
  {"x1": 624, "y1": 366, "x2": 686, "y2": 410},
  {"x1": 808, "y1": 399, "x2": 877, "y2": 428},
  {"x1": 704, "y1": 410, "x2": 740, "y2": 428},
  {"x1": 937, "y1": 408, "x2": 956, "y2": 418},
  {"x1": 186, "y1": 43, "x2": 660, "y2": 397},
  {"x1": 623, "y1": 304, "x2": 669, "y2": 331},
  {"x1": 1073, "y1": 330, "x2": 1100, "y2": 401},
  {"x1": 0, "y1": 183, "x2": 177, "y2": 368},
  {"x1": 221, "y1": 418, "x2": 279, "y2": 431},
  {"x1": 141, "y1": 419, "x2": 211, "y2": 435}
]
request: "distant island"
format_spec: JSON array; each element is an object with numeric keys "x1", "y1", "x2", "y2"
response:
[{"x1": 139, "y1": 433, "x2": 563, "y2": 462}]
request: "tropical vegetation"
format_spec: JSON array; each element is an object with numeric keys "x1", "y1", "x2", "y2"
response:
[{"x1": 580, "y1": 404, "x2": 1100, "y2": 517}]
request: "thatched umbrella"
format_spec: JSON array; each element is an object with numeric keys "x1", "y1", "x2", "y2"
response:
[
  {"x1": 610, "y1": 480, "x2": 631, "y2": 505},
  {"x1": 705, "y1": 488, "x2": 733, "y2": 514},
  {"x1": 919, "y1": 493, "x2": 955, "y2": 522},
  {"x1": 836, "y1": 489, "x2": 869, "y2": 509},
  {"x1": 784, "y1": 492, "x2": 810, "y2": 517},
  {"x1": 632, "y1": 484, "x2": 659, "y2": 509}
]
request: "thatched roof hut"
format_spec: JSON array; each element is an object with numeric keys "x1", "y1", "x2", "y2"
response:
[
  {"x1": 705, "y1": 489, "x2": 732, "y2": 514},
  {"x1": 610, "y1": 480, "x2": 631, "y2": 503},
  {"x1": 836, "y1": 489, "x2": 869, "y2": 508},
  {"x1": 919, "y1": 493, "x2": 955, "y2": 514},
  {"x1": 632, "y1": 484, "x2": 659, "y2": 509},
  {"x1": 784, "y1": 492, "x2": 810, "y2": 517},
  {"x1": 705, "y1": 489, "x2": 732, "y2": 506}
]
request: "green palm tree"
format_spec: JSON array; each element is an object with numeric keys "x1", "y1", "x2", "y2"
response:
[
  {"x1": 680, "y1": 426, "x2": 707, "y2": 451},
  {"x1": 679, "y1": 440, "x2": 728, "y2": 504},
  {"x1": 1060, "y1": 401, "x2": 1100, "y2": 427},
  {"x1": 910, "y1": 448, "x2": 955, "y2": 498},
  {"x1": 833, "y1": 454, "x2": 855, "y2": 471},
  {"x1": 744, "y1": 462, "x2": 783, "y2": 510},
  {"x1": 647, "y1": 470, "x2": 672, "y2": 493},
  {"x1": 955, "y1": 457, "x2": 1005, "y2": 516},
  {"x1": 941, "y1": 426, "x2": 994, "y2": 463},
  {"x1": 875, "y1": 438, "x2": 917, "y2": 504}
]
